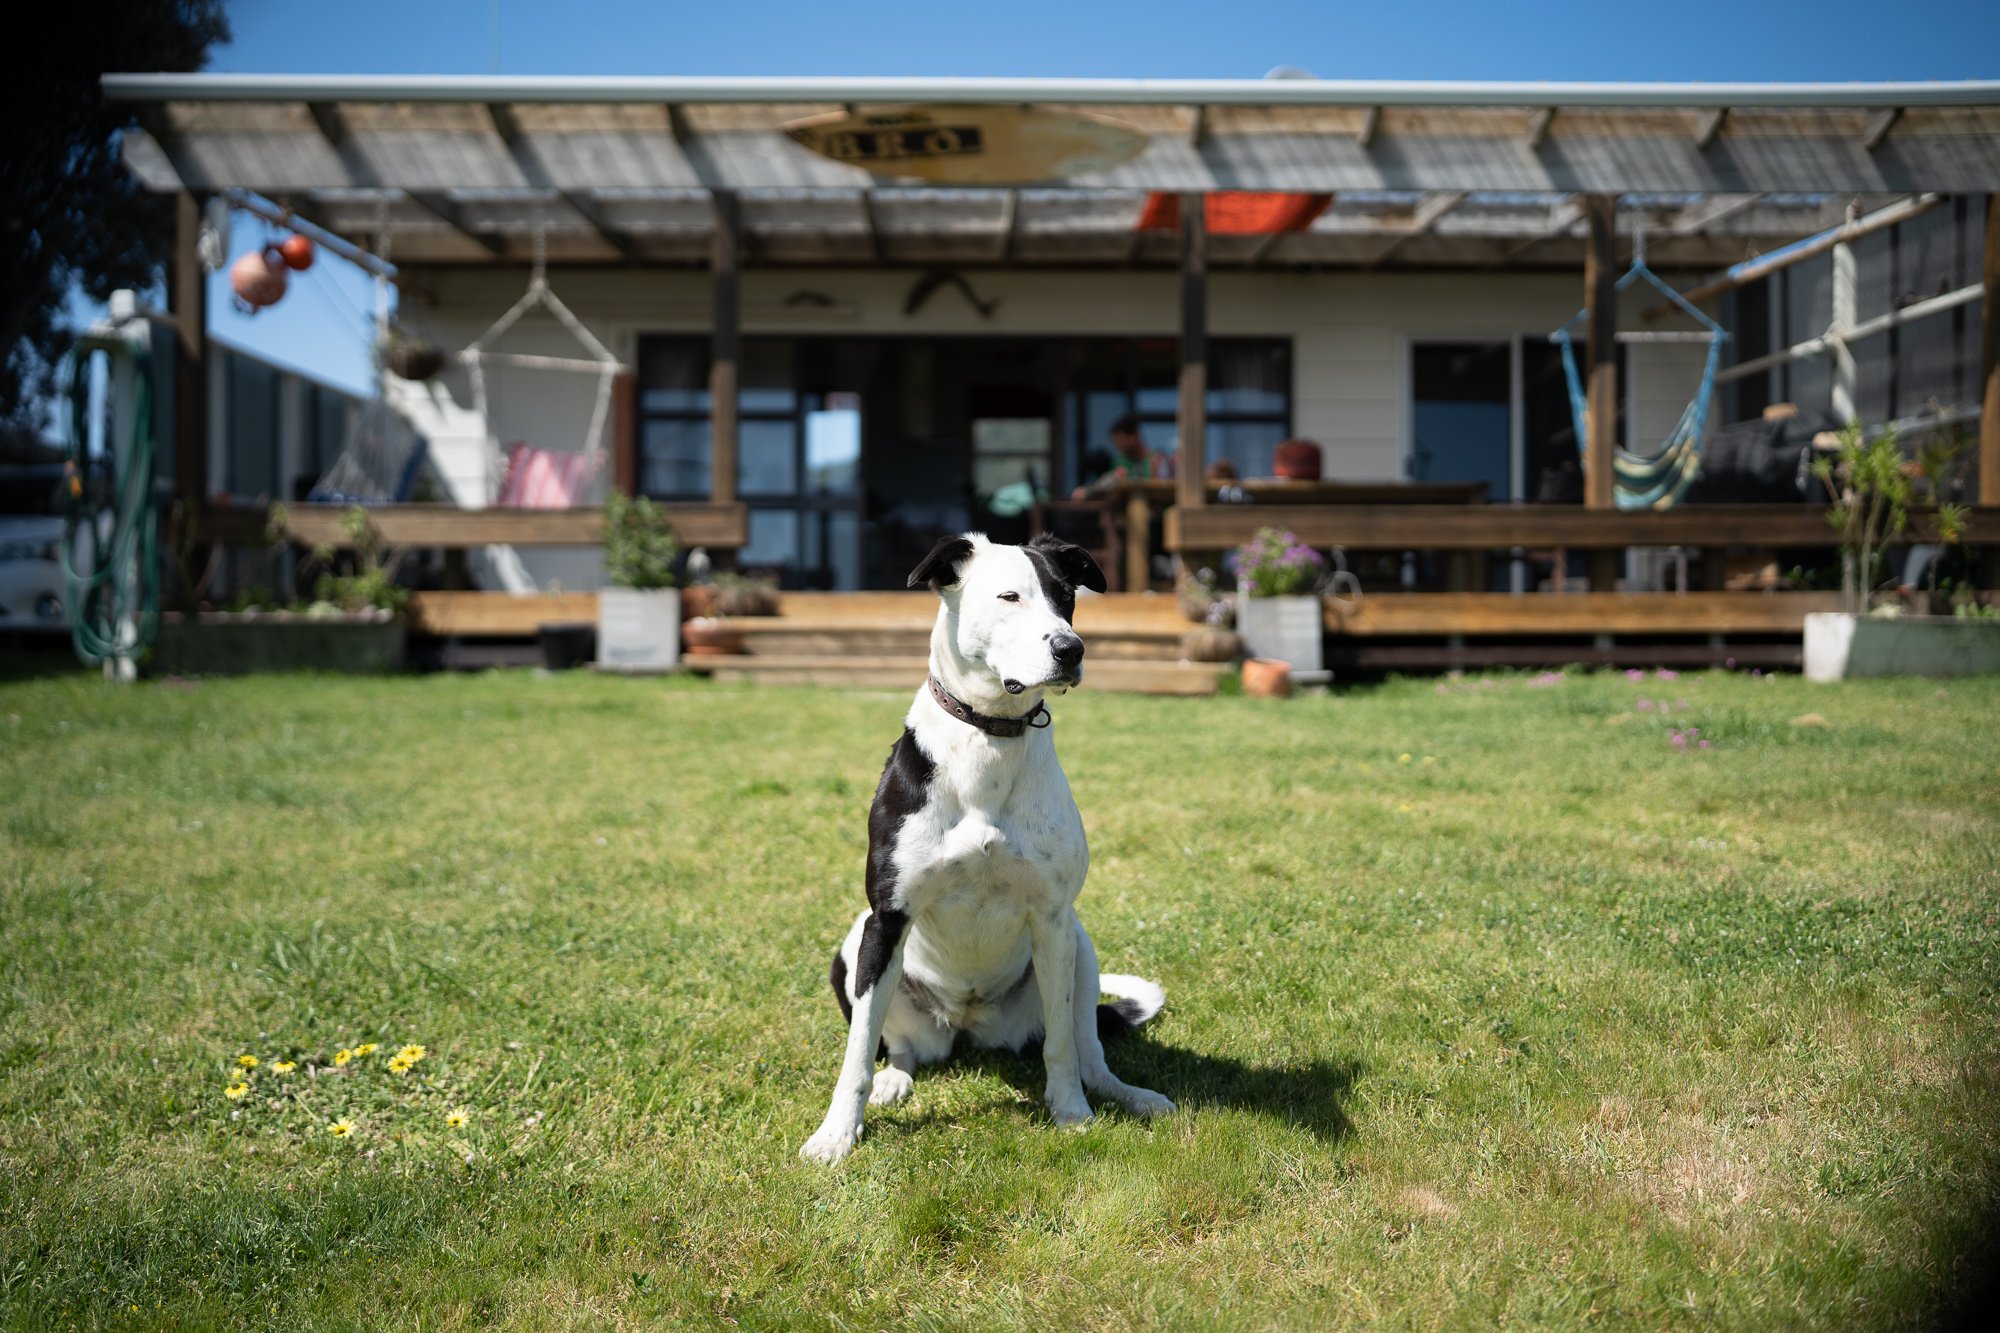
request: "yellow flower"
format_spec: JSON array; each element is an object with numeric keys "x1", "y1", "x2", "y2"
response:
[
  {"x1": 1398, "y1": 753, "x2": 1412, "y2": 764},
  {"x1": 355, "y1": 1043, "x2": 378, "y2": 1057},
  {"x1": 328, "y1": 1119, "x2": 354, "y2": 1138},
  {"x1": 333, "y1": 1049, "x2": 354, "y2": 1067},
  {"x1": 388, "y1": 1057, "x2": 413, "y2": 1075},
  {"x1": 224, "y1": 1081, "x2": 250, "y2": 1100},
  {"x1": 395, "y1": 1044, "x2": 427, "y2": 1065},
  {"x1": 271, "y1": 1060, "x2": 297, "y2": 1074},
  {"x1": 1421, "y1": 755, "x2": 1436, "y2": 767},
  {"x1": 236, "y1": 1054, "x2": 259, "y2": 1069},
  {"x1": 1397, "y1": 802, "x2": 1413, "y2": 813},
  {"x1": 445, "y1": 1110, "x2": 468, "y2": 1129}
]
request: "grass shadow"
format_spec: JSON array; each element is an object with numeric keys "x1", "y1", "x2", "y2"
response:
[{"x1": 892, "y1": 1036, "x2": 1360, "y2": 1143}]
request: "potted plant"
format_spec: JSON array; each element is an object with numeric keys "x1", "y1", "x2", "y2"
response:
[
  {"x1": 1228, "y1": 526, "x2": 1327, "y2": 674},
  {"x1": 710, "y1": 571, "x2": 781, "y2": 617},
  {"x1": 597, "y1": 492, "x2": 681, "y2": 670},
  {"x1": 1803, "y1": 424, "x2": 2000, "y2": 681},
  {"x1": 379, "y1": 324, "x2": 447, "y2": 382},
  {"x1": 151, "y1": 506, "x2": 408, "y2": 675}
]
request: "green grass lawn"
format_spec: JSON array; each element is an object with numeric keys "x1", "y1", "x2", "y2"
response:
[{"x1": 2, "y1": 666, "x2": 1997, "y2": 1330}]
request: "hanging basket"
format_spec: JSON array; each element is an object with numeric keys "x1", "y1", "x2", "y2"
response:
[{"x1": 382, "y1": 333, "x2": 447, "y2": 383}]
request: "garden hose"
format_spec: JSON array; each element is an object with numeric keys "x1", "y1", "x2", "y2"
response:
[{"x1": 59, "y1": 340, "x2": 160, "y2": 672}]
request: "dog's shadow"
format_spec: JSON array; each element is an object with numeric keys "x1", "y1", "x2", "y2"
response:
[{"x1": 889, "y1": 1037, "x2": 1361, "y2": 1142}]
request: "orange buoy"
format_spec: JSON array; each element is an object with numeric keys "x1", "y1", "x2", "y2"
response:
[
  {"x1": 278, "y1": 234, "x2": 316, "y2": 271},
  {"x1": 230, "y1": 247, "x2": 289, "y2": 310}
]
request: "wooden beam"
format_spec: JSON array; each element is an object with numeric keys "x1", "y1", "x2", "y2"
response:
[
  {"x1": 1176, "y1": 192, "x2": 1208, "y2": 514},
  {"x1": 1583, "y1": 194, "x2": 1619, "y2": 510},
  {"x1": 485, "y1": 102, "x2": 639, "y2": 259},
  {"x1": 1982, "y1": 194, "x2": 1999, "y2": 508},
  {"x1": 305, "y1": 101, "x2": 503, "y2": 256},
  {"x1": 1356, "y1": 106, "x2": 1381, "y2": 147},
  {"x1": 710, "y1": 191, "x2": 741, "y2": 508},
  {"x1": 857, "y1": 191, "x2": 884, "y2": 262},
  {"x1": 1189, "y1": 105, "x2": 1209, "y2": 147},
  {"x1": 1498, "y1": 196, "x2": 1581, "y2": 263},
  {"x1": 1863, "y1": 107, "x2": 1903, "y2": 150},
  {"x1": 1164, "y1": 503, "x2": 2000, "y2": 552},
  {"x1": 1693, "y1": 107, "x2": 1729, "y2": 149},
  {"x1": 1667, "y1": 192, "x2": 1766, "y2": 235},
  {"x1": 997, "y1": 189, "x2": 1019, "y2": 262},
  {"x1": 1371, "y1": 190, "x2": 1467, "y2": 266},
  {"x1": 1324, "y1": 591, "x2": 1843, "y2": 636},
  {"x1": 170, "y1": 192, "x2": 208, "y2": 509},
  {"x1": 202, "y1": 502, "x2": 750, "y2": 549},
  {"x1": 1526, "y1": 107, "x2": 1556, "y2": 148}
]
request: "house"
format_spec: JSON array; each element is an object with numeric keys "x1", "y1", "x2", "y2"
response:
[{"x1": 104, "y1": 74, "x2": 2000, "y2": 678}]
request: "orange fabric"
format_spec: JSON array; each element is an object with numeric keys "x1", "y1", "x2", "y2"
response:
[{"x1": 1136, "y1": 193, "x2": 1332, "y2": 235}]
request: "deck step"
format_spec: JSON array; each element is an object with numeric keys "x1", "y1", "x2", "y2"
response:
[{"x1": 686, "y1": 654, "x2": 1226, "y2": 696}]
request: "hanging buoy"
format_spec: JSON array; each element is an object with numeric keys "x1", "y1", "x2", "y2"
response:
[
  {"x1": 278, "y1": 234, "x2": 316, "y2": 271},
  {"x1": 230, "y1": 247, "x2": 289, "y2": 312}
]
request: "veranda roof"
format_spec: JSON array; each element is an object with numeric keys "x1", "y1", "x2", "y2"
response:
[{"x1": 103, "y1": 75, "x2": 2000, "y2": 268}]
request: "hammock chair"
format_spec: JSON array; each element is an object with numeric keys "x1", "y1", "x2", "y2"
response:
[
  {"x1": 1549, "y1": 225, "x2": 1729, "y2": 510},
  {"x1": 460, "y1": 226, "x2": 623, "y2": 509}
]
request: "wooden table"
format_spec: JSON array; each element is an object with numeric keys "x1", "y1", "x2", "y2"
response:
[{"x1": 1107, "y1": 479, "x2": 1489, "y2": 591}]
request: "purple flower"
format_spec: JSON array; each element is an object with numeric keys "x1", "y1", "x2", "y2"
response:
[
  {"x1": 1625, "y1": 669, "x2": 1645, "y2": 682},
  {"x1": 1654, "y1": 668, "x2": 1679, "y2": 681},
  {"x1": 1724, "y1": 657, "x2": 1738, "y2": 669},
  {"x1": 1698, "y1": 739, "x2": 1712, "y2": 749},
  {"x1": 1636, "y1": 697, "x2": 1654, "y2": 711}
]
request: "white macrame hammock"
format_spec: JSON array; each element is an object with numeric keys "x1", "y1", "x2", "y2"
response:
[{"x1": 459, "y1": 226, "x2": 624, "y2": 507}]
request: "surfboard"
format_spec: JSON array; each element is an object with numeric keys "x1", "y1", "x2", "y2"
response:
[{"x1": 785, "y1": 104, "x2": 1148, "y2": 184}]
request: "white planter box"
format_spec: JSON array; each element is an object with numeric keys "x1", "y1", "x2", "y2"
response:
[
  {"x1": 597, "y1": 588, "x2": 681, "y2": 670},
  {"x1": 1804, "y1": 611, "x2": 2000, "y2": 682},
  {"x1": 1237, "y1": 594, "x2": 1324, "y2": 672}
]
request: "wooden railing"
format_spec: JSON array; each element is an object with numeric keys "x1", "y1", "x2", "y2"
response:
[{"x1": 194, "y1": 502, "x2": 750, "y2": 550}]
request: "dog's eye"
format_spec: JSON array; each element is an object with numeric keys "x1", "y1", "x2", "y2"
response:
[{"x1": 997, "y1": 591, "x2": 1021, "y2": 603}]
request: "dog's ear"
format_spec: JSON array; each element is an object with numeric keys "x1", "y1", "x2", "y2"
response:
[
  {"x1": 1028, "y1": 533, "x2": 1108, "y2": 595},
  {"x1": 907, "y1": 535, "x2": 976, "y2": 590}
]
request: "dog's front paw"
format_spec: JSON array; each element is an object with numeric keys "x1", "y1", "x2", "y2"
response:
[
  {"x1": 1118, "y1": 1086, "x2": 1176, "y2": 1119},
  {"x1": 799, "y1": 1119, "x2": 863, "y2": 1165},
  {"x1": 868, "y1": 1067, "x2": 914, "y2": 1106},
  {"x1": 1047, "y1": 1091, "x2": 1094, "y2": 1128}
]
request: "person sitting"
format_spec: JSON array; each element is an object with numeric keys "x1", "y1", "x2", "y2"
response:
[{"x1": 1073, "y1": 414, "x2": 1174, "y2": 497}]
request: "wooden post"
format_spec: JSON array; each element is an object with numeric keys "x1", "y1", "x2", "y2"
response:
[
  {"x1": 170, "y1": 192, "x2": 208, "y2": 508},
  {"x1": 1176, "y1": 193, "x2": 1208, "y2": 514},
  {"x1": 1981, "y1": 194, "x2": 1998, "y2": 509},
  {"x1": 1583, "y1": 195, "x2": 1619, "y2": 512},
  {"x1": 709, "y1": 192, "x2": 740, "y2": 508},
  {"x1": 1981, "y1": 195, "x2": 1999, "y2": 590},
  {"x1": 610, "y1": 371, "x2": 636, "y2": 496}
]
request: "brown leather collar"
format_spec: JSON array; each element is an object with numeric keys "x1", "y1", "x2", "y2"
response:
[{"x1": 928, "y1": 675, "x2": 1050, "y2": 737}]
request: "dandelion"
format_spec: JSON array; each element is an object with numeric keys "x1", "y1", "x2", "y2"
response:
[
  {"x1": 328, "y1": 1119, "x2": 354, "y2": 1138},
  {"x1": 271, "y1": 1060, "x2": 297, "y2": 1075},
  {"x1": 333, "y1": 1049, "x2": 354, "y2": 1067},
  {"x1": 355, "y1": 1043, "x2": 378, "y2": 1057},
  {"x1": 445, "y1": 1110, "x2": 469, "y2": 1129},
  {"x1": 395, "y1": 1044, "x2": 427, "y2": 1065},
  {"x1": 1397, "y1": 802, "x2": 1413, "y2": 813},
  {"x1": 224, "y1": 1081, "x2": 250, "y2": 1100},
  {"x1": 236, "y1": 1054, "x2": 259, "y2": 1069},
  {"x1": 1397, "y1": 753, "x2": 1412, "y2": 765},
  {"x1": 1421, "y1": 755, "x2": 1435, "y2": 767}
]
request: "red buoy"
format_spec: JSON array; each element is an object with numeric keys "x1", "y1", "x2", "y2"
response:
[
  {"x1": 278, "y1": 234, "x2": 316, "y2": 271},
  {"x1": 230, "y1": 247, "x2": 289, "y2": 311}
]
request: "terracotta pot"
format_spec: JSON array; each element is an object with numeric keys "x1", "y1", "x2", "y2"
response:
[
  {"x1": 680, "y1": 585, "x2": 717, "y2": 620},
  {"x1": 1240, "y1": 656, "x2": 1293, "y2": 698},
  {"x1": 230, "y1": 248, "x2": 289, "y2": 310},
  {"x1": 683, "y1": 618, "x2": 748, "y2": 656},
  {"x1": 1180, "y1": 627, "x2": 1243, "y2": 662},
  {"x1": 1273, "y1": 439, "x2": 1324, "y2": 481}
]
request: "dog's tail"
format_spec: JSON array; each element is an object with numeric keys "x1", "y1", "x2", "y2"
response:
[{"x1": 1096, "y1": 974, "x2": 1166, "y2": 1038}]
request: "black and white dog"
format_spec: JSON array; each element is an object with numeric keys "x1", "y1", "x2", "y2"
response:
[{"x1": 801, "y1": 533, "x2": 1176, "y2": 1164}]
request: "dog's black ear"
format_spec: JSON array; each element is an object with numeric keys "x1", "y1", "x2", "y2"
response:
[
  {"x1": 907, "y1": 535, "x2": 976, "y2": 590},
  {"x1": 1028, "y1": 533, "x2": 1108, "y2": 595}
]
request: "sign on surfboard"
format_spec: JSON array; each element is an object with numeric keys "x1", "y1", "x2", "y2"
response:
[{"x1": 785, "y1": 104, "x2": 1147, "y2": 184}]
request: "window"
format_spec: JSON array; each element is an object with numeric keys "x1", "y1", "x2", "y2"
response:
[
  {"x1": 1410, "y1": 342, "x2": 1512, "y2": 500},
  {"x1": 1064, "y1": 337, "x2": 1291, "y2": 485},
  {"x1": 224, "y1": 351, "x2": 280, "y2": 501}
]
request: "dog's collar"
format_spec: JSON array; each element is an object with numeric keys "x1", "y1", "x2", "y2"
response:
[{"x1": 927, "y1": 675, "x2": 1050, "y2": 737}]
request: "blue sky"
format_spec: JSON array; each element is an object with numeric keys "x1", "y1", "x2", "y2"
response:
[{"x1": 79, "y1": 0, "x2": 2000, "y2": 405}]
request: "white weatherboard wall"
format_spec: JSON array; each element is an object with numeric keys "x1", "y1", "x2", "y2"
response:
[{"x1": 402, "y1": 266, "x2": 1607, "y2": 590}]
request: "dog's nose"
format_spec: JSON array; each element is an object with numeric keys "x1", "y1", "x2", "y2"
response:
[{"x1": 1051, "y1": 634, "x2": 1085, "y2": 671}]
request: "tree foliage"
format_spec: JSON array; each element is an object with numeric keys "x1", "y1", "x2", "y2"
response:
[{"x1": 0, "y1": 0, "x2": 229, "y2": 458}]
